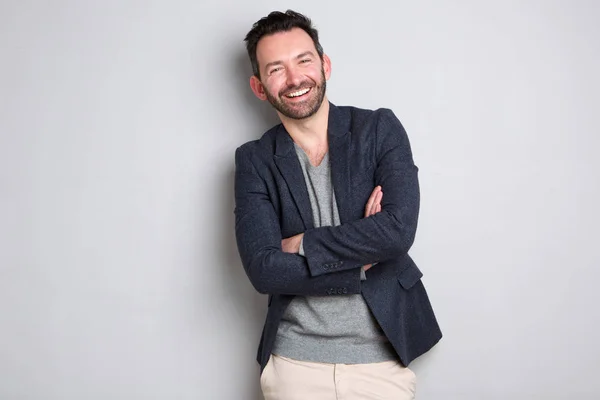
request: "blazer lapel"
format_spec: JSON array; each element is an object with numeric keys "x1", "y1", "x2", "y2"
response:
[
  {"x1": 328, "y1": 104, "x2": 352, "y2": 224},
  {"x1": 273, "y1": 125, "x2": 314, "y2": 230},
  {"x1": 272, "y1": 104, "x2": 352, "y2": 228}
]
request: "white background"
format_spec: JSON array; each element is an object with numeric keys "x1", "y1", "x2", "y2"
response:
[{"x1": 1, "y1": 1, "x2": 599, "y2": 399}]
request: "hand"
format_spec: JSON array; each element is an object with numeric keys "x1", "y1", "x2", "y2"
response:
[
  {"x1": 364, "y1": 185, "x2": 383, "y2": 218},
  {"x1": 363, "y1": 186, "x2": 383, "y2": 272},
  {"x1": 282, "y1": 233, "x2": 304, "y2": 254}
]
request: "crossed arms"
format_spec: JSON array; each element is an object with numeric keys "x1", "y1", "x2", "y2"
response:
[
  {"x1": 234, "y1": 109, "x2": 420, "y2": 296},
  {"x1": 281, "y1": 186, "x2": 384, "y2": 273}
]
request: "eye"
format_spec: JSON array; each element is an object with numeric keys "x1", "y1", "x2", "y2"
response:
[
  {"x1": 300, "y1": 58, "x2": 311, "y2": 64},
  {"x1": 269, "y1": 67, "x2": 282, "y2": 75}
]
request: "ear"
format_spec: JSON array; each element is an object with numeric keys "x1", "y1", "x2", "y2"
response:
[
  {"x1": 322, "y1": 54, "x2": 332, "y2": 80},
  {"x1": 249, "y1": 75, "x2": 268, "y2": 101}
]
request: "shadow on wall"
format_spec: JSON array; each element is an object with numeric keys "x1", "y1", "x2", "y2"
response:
[{"x1": 215, "y1": 49, "x2": 280, "y2": 400}]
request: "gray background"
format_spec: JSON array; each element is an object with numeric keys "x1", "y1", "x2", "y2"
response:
[{"x1": 1, "y1": 1, "x2": 599, "y2": 399}]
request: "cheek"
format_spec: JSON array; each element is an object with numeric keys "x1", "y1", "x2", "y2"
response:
[
  {"x1": 308, "y1": 70, "x2": 324, "y2": 83},
  {"x1": 263, "y1": 79, "x2": 283, "y2": 96}
]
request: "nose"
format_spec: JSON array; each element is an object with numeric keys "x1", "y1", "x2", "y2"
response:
[{"x1": 285, "y1": 65, "x2": 302, "y2": 87}]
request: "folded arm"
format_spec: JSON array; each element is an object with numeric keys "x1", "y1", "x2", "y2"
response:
[
  {"x1": 283, "y1": 186, "x2": 384, "y2": 277},
  {"x1": 234, "y1": 146, "x2": 362, "y2": 296},
  {"x1": 301, "y1": 109, "x2": 420, "y2": 277}
]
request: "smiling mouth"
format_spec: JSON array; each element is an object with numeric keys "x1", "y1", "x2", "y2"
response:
[{"x1": 284, "y1": 87, "x2": 312, "y2": 99}]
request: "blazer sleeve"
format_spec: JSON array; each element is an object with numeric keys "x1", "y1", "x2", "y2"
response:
[
  {"x1": 301, "y1": 109, "x2": 420, "y2": 277},
  {"x1": 234, "y1": 145, "x2": 362, "y2": 296}
]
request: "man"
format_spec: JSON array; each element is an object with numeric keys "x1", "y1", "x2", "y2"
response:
[{"x1": 234, "y1": 10, "x2": 442, "y2": 400}]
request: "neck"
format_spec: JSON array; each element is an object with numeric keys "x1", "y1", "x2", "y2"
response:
[{"x1": 279, "y1": 98, "x2": 330, "y2": 150}]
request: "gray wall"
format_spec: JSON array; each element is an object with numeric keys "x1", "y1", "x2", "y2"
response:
[{"x1": 1, "y1": 1, "x2": 599, "y2": 399}]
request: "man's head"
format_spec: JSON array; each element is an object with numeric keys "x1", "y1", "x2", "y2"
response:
[{"x1": 244, "y1": 10, "x2": 331, "y2": 120}]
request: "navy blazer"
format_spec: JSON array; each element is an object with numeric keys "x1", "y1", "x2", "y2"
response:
[{"x1": 234, "y1": 103, "x2": 442, "y2": 372}]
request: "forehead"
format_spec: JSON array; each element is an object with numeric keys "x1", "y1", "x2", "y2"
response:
[{"x1": 256, "y1": 28, "x2": 317, "y2": 64}]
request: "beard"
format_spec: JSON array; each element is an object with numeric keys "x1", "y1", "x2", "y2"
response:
[{"x1": 264, "y1": 68, "x2": 327, "y2": 120}]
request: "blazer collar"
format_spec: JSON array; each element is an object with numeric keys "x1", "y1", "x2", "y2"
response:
[{"x1": 272, "y1": 102, "x2": 353, "y2": 226}]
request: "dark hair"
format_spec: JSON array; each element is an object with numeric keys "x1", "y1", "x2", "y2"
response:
[{"x1": 244, "y1": 10, "x2": 324, "y2": 78}]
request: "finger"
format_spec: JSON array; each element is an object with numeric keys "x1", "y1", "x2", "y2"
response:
[
  {"x1": 365, "y1": 186, "x2": 381, "y2": 217},
  {"x1": 367, "y1": 194, "x2": 377, "y2": 217},
  {"x1": 373, "y1": 188, "x2": 383, "y2": 215},
  {"x1": 364, "y1": 187, "x2": 377, "y2": 216},
  {"x1": 367, "y1": 190, "x2": 383, "y2": 217},
  {"x1": 366, "y1": 199, "x2": 374, "y2": 217},
  {"x1": 375, "y1": 190, "x2": 383, "y2": 207}
]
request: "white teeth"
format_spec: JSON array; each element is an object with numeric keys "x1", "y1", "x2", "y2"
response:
[{"x1": 286, "y1": 88, "x2": 310, "y2": 98}]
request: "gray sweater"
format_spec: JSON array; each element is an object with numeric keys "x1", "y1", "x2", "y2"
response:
[{"x1": 271, "y1": 145, "x2": 396, "y2": 364}]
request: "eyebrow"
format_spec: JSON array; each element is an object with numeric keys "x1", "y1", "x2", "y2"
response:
[{"x1": 263, "y1": 51, "x2": 316, "y2": 72}]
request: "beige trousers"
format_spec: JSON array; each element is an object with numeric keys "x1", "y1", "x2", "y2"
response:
[{"x1": 260, "y1": 354, "x2": 417, "y2": 400}]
